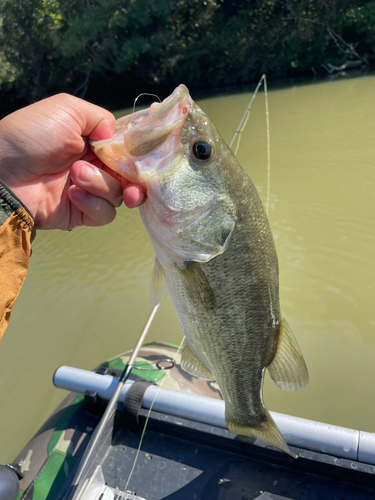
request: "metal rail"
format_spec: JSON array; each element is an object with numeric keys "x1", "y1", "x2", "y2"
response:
[{"x1": 55, "y1": 367, "x2": 375, "y2": 466}]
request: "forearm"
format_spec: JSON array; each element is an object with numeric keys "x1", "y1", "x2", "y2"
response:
[{"x1": 0, "y1": 180, "x2": 35, "y2": 340}]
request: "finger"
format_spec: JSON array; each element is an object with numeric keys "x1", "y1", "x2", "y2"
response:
[
  {"x1": 80, "y1": 149, "x2": 100, "y2": 164},
  {"x1": 123, "y1": 183, "x2": 147, "y2": 208},
  {"x1": 70, "y1": 161, "x2": 123, "y2": 208},
  {"x1": 78, "y1": 151, "x2": 104, "y2": 170},
  {"x1": 68, "y1": 186, "x2": 117, "y2": 226},
  {"x1": 82, "y1": 148, "x2": 121, "y2": 179},
  {"x1": 75, "y1": 100, "x2": 115, "y2": 140},
  {"x1": 102, "y1": 164, "x2": 123, "y2": 182},
  {"x1": 60, "y1": 94, "x2": 115, "y2": 140}
]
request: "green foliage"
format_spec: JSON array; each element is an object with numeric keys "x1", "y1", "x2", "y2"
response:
[
  {"x1": 0, "y1": 51, "x2": 19, "y2": 88},
  {"x1": 0, "y1": 0, "x2": 374, "y2": 111},
  {"x1": 0, "y1": 0, "x2": 65, "y2": 99},
  {"x1": 341, "y1": 1, "x2": 375, "y2": 52}
]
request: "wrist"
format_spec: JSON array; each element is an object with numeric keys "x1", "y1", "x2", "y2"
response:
[
  {"x1": 0, "y1": 180, "x2": 34, "y2": 223},
  {"x1": 0, "y1": 125, "x2": 19, "y2": 200}
]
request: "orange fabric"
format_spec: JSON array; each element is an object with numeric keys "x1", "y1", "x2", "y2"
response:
[{"x1": 0, "y1": 207, "x2": 35, "y2": 341}]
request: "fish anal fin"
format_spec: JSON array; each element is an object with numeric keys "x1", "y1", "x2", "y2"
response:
[
  {"x1": 177, "y1": 262, "x2": 216, "y2": 311},
  {"x1": 226, "y1": 411, "x2": 296, "y2": 458},
  {"x1": 181, "y1": 343, "x2": 215, "y2": 381},
  {"x1": 150, "y1": 258, "x2": 169, "y2": 307},
  {"x1": 267, "y1": 317, "x2": 309, "y2": 392}
]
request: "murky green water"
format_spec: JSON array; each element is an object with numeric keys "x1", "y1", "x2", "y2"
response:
[{"x1": 0, "y1": 76, "x2": 374, "y2": 463}]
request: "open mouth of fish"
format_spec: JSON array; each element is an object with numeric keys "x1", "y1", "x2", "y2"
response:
[{"x1": 90, "y1": 84, "x2": 193, "y2": 185}]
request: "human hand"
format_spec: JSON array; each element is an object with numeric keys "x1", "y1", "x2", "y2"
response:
[{"x1": 0, "y1": 94, "x2": 146, "y2": 230}]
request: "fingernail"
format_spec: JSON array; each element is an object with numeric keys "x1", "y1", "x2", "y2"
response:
[
  {"x1": 134, "y1": 191, "x2": 146, "y2": 207},
  {"x1": 79, "y1": 164, "x2": 94, "y2": 182}
]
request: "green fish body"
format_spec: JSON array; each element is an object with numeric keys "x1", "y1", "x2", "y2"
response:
[{"x1": 91, "y1": 85, "x2": 309, "y2": 455}]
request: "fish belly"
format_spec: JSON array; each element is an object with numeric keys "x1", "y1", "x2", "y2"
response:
[
  {"x1": 149, "y1": 182, "x2": 294, "y2": 456},
  {"x1": 155, "y1": 222, "x2": 279, "y2": 426}
]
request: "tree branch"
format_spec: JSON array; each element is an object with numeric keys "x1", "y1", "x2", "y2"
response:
[
  {"x1": 326, "y1": 27, "x2": 364, "y2": 61},
  {"x1": 74, "y1": 69, "x2": 91, "y2": 98}
]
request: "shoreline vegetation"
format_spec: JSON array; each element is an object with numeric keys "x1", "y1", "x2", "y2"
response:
[{"x1": 0, "y1": 0, "x2": 374, "y2": 116}]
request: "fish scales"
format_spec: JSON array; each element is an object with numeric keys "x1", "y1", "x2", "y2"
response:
[
  {"x1": 91, "y1": 84, "x2": 309, "y2": 456},
  {"x1": 156, "y1": 174, "x2": 279, "y2": 425}
]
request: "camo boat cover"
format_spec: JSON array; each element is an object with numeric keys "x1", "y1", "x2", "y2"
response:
[{"x1": 13, "y1": 342, "x2": 222, "y2": 500}]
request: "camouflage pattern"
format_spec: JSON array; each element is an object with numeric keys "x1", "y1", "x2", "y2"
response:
[
  {"x1": 12, "y1": 342, "x2": 222, "y2": 499},
  {"x1": 103, "y1": 342, "x2": 223, "y2": 399}
]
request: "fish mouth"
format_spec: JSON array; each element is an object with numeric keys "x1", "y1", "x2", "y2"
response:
[{"x1": 90, "y1": 84, "x2": 192, "y2": 184}]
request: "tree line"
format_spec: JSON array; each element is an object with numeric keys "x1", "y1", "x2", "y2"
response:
[{"x1": 0, "y1": 0, "x2": 374, "y2": 115}]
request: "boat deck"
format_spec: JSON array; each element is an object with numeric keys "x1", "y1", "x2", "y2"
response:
[
  {"x1": 50, "y1": 392, "x2": 375, "y2": 500},
  {"x1": 14, "y1": 343, "x2": 375, "y2": 500}
]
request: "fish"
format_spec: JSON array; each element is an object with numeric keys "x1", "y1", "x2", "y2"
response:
[{"x1": 91, "y1": 84, "x2": 309, "y2": 456}]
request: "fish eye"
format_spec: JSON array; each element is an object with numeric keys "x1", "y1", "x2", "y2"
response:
[{"x1": 192, "y1": 141, "x2": 212, "y2": 160}]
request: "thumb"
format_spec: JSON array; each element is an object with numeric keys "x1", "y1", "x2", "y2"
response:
[{"x1": 68, "y1": 96, "x2": 116, "y2": 141}]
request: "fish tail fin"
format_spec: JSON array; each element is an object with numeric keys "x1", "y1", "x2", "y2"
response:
[{"x1": 226, "y1": 411, "x2": 296, "y2": 458}]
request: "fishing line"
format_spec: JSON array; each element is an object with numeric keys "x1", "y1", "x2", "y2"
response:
[
  {"x1": 132, "y1": 93, "x2": 161, "y2": 114},
  {"x1": 124, "y1": 335, "x2": 185, "y2": 492},
  {"x1": 263, "y1": 77, "x2": 271, "y2": 217},
  {"x1": 229, "y1": 74, "x2": 271, "y2": 216}
]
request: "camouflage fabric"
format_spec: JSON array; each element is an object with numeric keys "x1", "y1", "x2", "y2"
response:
[
  {"x1": 13, "y1": 342, "x2": 222, "y2": 499},
  {"x1": 103, "y1": 342, "x2": 223, "y2": 399}
]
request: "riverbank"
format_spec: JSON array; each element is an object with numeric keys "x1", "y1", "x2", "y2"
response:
[{"x1": 1, "y1": 0, "x2": 374, "y2": 117}]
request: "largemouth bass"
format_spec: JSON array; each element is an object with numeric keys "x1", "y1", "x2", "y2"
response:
[{"x1": 91, "y1": 85, "x2": 309, "y2": 456}]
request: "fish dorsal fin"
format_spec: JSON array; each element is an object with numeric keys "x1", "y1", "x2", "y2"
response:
[
  {"x1": 267, "y1": 317, "x2": 309, "y2": 392},
  {"x1": 177, "y1": 262, "x2": 216, "y2": 310},
  {"x1": 181, "y1": 342, "x2": 215, "y2": 381},
  {"x1": 150, "y1": 258, "x2": 169, "y2": 307}
]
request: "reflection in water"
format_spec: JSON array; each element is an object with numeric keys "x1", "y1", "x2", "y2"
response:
[{"x1": 0, "y1": 76, "x2": 374, "y2": 463}]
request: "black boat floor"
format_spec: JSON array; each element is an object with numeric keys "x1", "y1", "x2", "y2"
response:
[{"x1": 62, "y1": 405, "x2": 375, "y2": 500}]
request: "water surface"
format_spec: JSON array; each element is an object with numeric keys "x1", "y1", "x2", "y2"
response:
[{"x1": 0, "y1": 76, "x2": 374, "y2": 463}]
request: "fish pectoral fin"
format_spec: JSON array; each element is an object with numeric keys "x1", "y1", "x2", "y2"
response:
[
  {"x1": 267, "y1": 317, "x2": 309, "y2": 392},
  {"x1": 150, "y1": 258, "x2": 169, "y2": 307},
  {"x1": 226, "y1": 411, "x2": 296, "y2": 458},
  {"x1": 177, "y1": 261, "x2": 216, "y2": 310},
  {"x1": 181, "y1": 342, "x2": 215, "y2": 380}
]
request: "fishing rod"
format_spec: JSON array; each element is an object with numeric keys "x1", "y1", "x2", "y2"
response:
[
  {"x1": 228, "y1": 74, "x2": 271, "y2": 215},
  {"x1": 64, "y1": 304, "x2": 160, "y2": 500},
  {"x1": 229, "y1": 74, "x2": 267, "y2": 149}
]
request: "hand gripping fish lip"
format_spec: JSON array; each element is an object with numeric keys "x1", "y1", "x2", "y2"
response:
[{"x1": 90, "y1": 85, "x2": 192, "y2": 184}]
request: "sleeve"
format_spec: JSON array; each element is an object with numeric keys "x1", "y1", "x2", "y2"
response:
[{"x1": 0, "y1": 180, "x2": 36, "y2": 341}]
